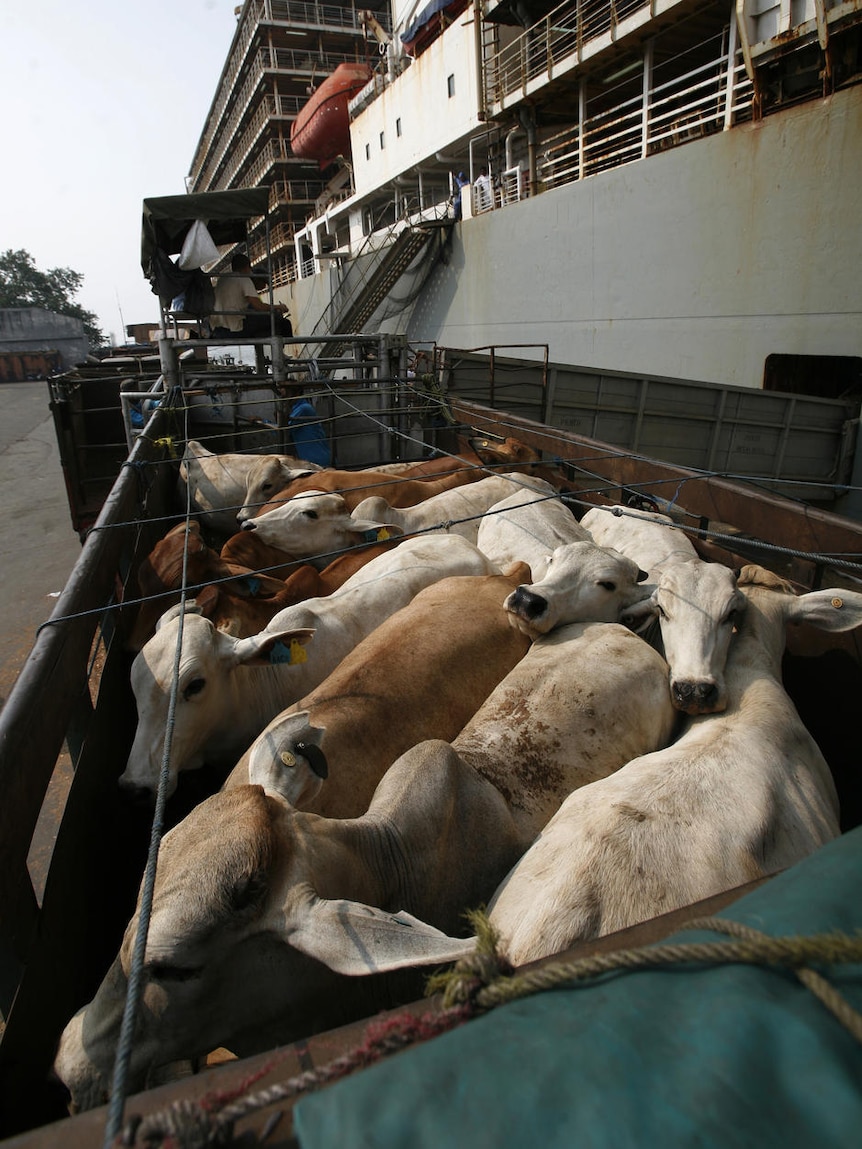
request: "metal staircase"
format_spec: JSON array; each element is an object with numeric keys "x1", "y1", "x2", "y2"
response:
[{"x1": 309, "y1": 218, "x2": 450, "y2": 365}]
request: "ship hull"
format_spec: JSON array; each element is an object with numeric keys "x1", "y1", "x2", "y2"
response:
[{"x1": 288, "y1": 84, "x2": 862, "y2": 391}]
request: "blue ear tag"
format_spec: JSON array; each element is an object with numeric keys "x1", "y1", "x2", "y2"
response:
[
  {"x1": 269, "y1": 640, "x2": 294, "y2": 664},
  {"x1": 362, "y1": 527, "x2": 391, "y2": 543},
  {"x1": 242, "y1": 576, "x2": 261, "y2": 597},
  {"x1": 269, "y1": 638, "x2": 308, "y2": 665}
]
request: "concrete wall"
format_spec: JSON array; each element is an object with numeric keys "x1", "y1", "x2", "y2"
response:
[
  {"x1": 0, "y1": 309, "x2": 89, "y2": 378},
  {"x1": 402, "y1": 84, "x2": 862, "y2": 389}
]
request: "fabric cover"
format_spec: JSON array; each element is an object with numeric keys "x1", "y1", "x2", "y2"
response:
[{"x1": 295, "y1": 826, "x2": 862, "y2": 1148}]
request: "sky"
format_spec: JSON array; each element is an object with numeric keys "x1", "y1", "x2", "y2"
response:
[{"x1": 3, "y1": 1, "x2": 242, "y2": 345}]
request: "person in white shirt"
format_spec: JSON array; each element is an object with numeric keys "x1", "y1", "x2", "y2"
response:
[
  {"x1": 210, "y1": 253, "x2": 292, "y2": 338},
  {"x1": 474, "y1": 168, "x2": 492, "y2": 213}
]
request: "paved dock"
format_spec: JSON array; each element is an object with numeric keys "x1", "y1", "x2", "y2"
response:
[{"x1": 0, "y1": 381, "x2": 83, "y2": 711}]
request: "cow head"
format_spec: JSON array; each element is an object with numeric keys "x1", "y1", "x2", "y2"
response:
[
  {"x1": 239, "y1": 490, "x2": 401, "y2": 558},
  {"x1": 504, "y1": 541, "x2": 650, "y2": 636},
  {"x1": 53, "y1": 785, "x2": 474, "y2": 1112},
  {"x1": 118, "y1": 604, "x2": 315, "y2": 800},
  {"x1": 238, "y1": 457, "x2": 321, "y2": 522},
  {"x1": 621, "y1": 562, "x2": 747, "y2": 714}
]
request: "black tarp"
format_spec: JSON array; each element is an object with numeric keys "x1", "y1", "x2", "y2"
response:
[{"x1": 140, "y1": 187, "x2": 271, "y2": 276}]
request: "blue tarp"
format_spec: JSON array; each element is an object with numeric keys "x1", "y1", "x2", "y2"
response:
[
  {"x1": 295, "y1": 827, "x2": 862, "y2": 1148},
  {"x1": 400, "y1": 0, "x2": 455, "y2": 45}
]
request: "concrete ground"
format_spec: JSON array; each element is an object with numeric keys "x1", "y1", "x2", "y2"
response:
[{"x1": 0, "y1": 380, "x2": 83, "y2": 709}]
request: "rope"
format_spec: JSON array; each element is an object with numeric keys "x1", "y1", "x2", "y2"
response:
[
  {"x1": 103, "y1": 405, "x2": 196, "y2": 1147},
  {"x1": 115, "y1": 912, "x2": 862, "y2": 1147},
  {"x1": 430, "y1": 913, "x2": 862, "y2": 1045},
  {"x1": 119, "y1": 1007, "x2": 472, "y2": 1148}
]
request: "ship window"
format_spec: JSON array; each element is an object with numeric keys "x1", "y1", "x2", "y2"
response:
[
  {"x1": 380, "y1": 131, "x2": 385, "y2": 150},
  {"x1": 396, "y1": 117, "x2": 402, "y2": 137},
  {"x1": 763, "y1": 354, "x2": 862, "y2": 401},
  {"x1": 365, "y1": 143, "x2": 371, "y2": 161},
  {"x1": 447, "y1": 74, "x2": 455, "y2": 98}
]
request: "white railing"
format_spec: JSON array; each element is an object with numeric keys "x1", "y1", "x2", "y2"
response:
[
  {"x1": 537, "y1": 36, "x2": 754, "y2": 190},
  {"x1": 486, "y1": 0, "x2": 652, "y2": 104}
]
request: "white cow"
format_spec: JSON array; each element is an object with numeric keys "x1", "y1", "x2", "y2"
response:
[
  {"x1": 452, "y1": 621, "x2": 678, "y2": 836},
  {"x1": 55, "y1": 743, "x2": 525, "y2": 1111},
  {"x1": 350, "y1": 473, "x2": 558, "y2": 549},
  {"x1": 479, "y1": 566, "x2": 855, "y2": 965},
  {"x1": 504, "y1": 541, "x2": 651, "y2": 636},
  {"x1": 179, "y1": 441, "x2": 319, "y2": 537},
  {"x1": 577, "y1": 504, "x2": 747, "y2": 713},
  {"x1": 239, "y1": 453, "x2": 327, "y2": 521},
  {"x1": 240, "y1": 489, "x2": 403, "y2": 568},
  {"x1": 475, "y1": 485, "x2": 589, "y2": 575},
  {"x1": 119, "y1": 534, "x2": 500, "y2": 798}
]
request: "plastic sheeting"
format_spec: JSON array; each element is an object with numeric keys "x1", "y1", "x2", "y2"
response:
[{"x1": 295, "y1": 827, "x2": 862, "y2": 1148}]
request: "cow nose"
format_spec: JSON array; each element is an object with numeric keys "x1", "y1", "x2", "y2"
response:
[
  {"x1": 117, "y1": 779, "x2": 156, "y2": 805},
  {"x1": 241, "y1": 519, "x2": 256, "y2": 531},
  {"x1": 672, "y1": 680, "x2": 719, "y2": 713},
  {"x1": 507, "y1": 586, "x2": 548, "y2": 621}
]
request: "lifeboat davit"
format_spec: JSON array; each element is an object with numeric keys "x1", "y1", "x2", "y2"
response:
[{"x1": 290, "y1": 62, "x2": 373, "y2": 168}]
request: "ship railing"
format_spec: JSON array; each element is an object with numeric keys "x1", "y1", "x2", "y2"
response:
[
  {"x1": 485, "y1": 0, "x2": 653, "y2": 103},
  {"x1": 537, "y1": 35, "x2": 754, "y2": 188}
]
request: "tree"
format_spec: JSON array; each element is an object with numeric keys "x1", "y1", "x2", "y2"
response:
[{"x1": 0, "y1": 248, "x2": 106, "y2": 350}]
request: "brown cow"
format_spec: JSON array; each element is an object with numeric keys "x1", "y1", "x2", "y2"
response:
[{"x1": 228, "y1": 565, "x2": 536, "y2": 817}]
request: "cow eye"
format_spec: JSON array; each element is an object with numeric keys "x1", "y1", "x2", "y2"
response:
[
  {"x1": 598, "y1": 580, "x2": 617, "y2": 592},
  {"x1": 723, "y1": 608, "x2": 739, "y2": 626},
  {"x1": 303, "y1": 510, "x2": 319, "y2": 520},
  {"x1": 261, "y1": 482, "x2": 273, "y2": 493},
  {"x1": 148, "y1": 962, "x2": 202, "y2": 983},
  {"x1": 655, "y1": 603, "x2": 668, "y2": 620},
  {"x1": 183, "y1": 677, "x2": 206, "y2": 701}
]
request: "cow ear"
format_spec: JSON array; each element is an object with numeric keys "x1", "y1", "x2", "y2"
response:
[
  {"x1": 229, "y1": 627, "x2": 315, "y2": 667},
  {"x1": 346, "y1": 522, "x2": 404, "y2": 544},
  {"x1": 286, "y1": 889, "x2": 476, "y2": 975},
  {"x1": 785, "y1": 589, "x2": 862, "y2": 633},
  {"x1": 156, "y1": 601, "x2": 204, "y2": 629},
  {"x1": 620, "y1": 593, "x2": 658, "y2": 634}
]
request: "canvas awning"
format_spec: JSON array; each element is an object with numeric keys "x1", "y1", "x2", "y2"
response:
[{"x1": 140, "y1": 187, "x2": 271, "y2": 276}]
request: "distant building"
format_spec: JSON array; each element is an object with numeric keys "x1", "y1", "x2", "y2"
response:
[
  {"x1": 186, "y1": 0, "x2": 392, "y2": 287},
  {"x1": 0, "y1": 308, "x2": 89, "y2": 383}
]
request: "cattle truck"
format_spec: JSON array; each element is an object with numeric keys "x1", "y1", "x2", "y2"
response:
[{"x1": 1, "y1": 195, "x2": 861, "y2": 1144}]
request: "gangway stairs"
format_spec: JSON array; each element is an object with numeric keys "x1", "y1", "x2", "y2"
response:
[{"x1": 314, "y1": 222, "x2": 447, "y2": 364}]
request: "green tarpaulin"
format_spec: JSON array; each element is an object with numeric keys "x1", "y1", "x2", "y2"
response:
[{"x1": 295, "y1": 827, "x2": 862, "y2": 1148}]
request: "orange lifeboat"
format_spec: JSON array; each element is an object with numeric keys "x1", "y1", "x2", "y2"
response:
[{"x1": 290, "y1": 62, "x2": 373, "y2": 168}]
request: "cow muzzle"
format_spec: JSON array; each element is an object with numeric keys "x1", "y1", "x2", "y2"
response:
[{"x1": 671, "y1": 679, "x2": 724, "y2": 715}]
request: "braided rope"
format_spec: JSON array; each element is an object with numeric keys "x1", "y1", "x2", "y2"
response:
[
  {"x1": 433, "y1": 915, "x2": 862, "y2": 1045},
  {"x1": 117, "y1": 914, "x2": 862, "y2": 1147}
]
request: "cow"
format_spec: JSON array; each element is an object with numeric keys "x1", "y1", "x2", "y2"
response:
[
  {"x1": 179, "y1": 440, "x2": 320, "y2": 537},
  {"x1": 504, "y1": 541, "x2": 651, "y2": 636},
  {"x1": 238, "y1": 436, "x2": 547, "y2": 520},
  {"x1": 580, "y1": 504, "x2": 746, "y2": 714},
  {"x1": 54, "y1": 742, "x2": 527, "y2": 1112},
  {"x1": 349, "y1": 473, "x2": 559, "y2": 550},
  {"x1": 238, "y1": 490, "x2": 403, "y2": 565},
  {"x1": 474, "y1": 566, "x2": 857, "y2": 966},
  {"x1": 475, "y1": 485, "x2": 589, "y2": 575},
  {"x1": 126, "y1": 520, "x2": 308, "y2": 651},
  {"x1": 230, "y1": 565, "x2": 535, "y2": 818},
  {"x1": 119, "y1": 535, "x2": 500, "y2": 799},
  {"x1": 237, "y1": 547, "x2": 661, "y2": 820},
  {"x1": 451, "y1": 620, "x2": 678, "y2": 836},
  {"x1": 233, "y1": 441, "x2": 549, "y2": 523}
]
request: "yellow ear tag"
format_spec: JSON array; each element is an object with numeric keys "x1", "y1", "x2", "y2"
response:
[
  {"x1": 289, "y1": 638, "x2": 308, "y2": 664},
  {"x1": 832, "y1": 597, "x2": 844, "y2": 609},
  {"x1": 377, "y1": 527, "x2": 391, "y2": 541},
  {"x1": 280, "y1": 750, "x2": 297, "y2": 768}
]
